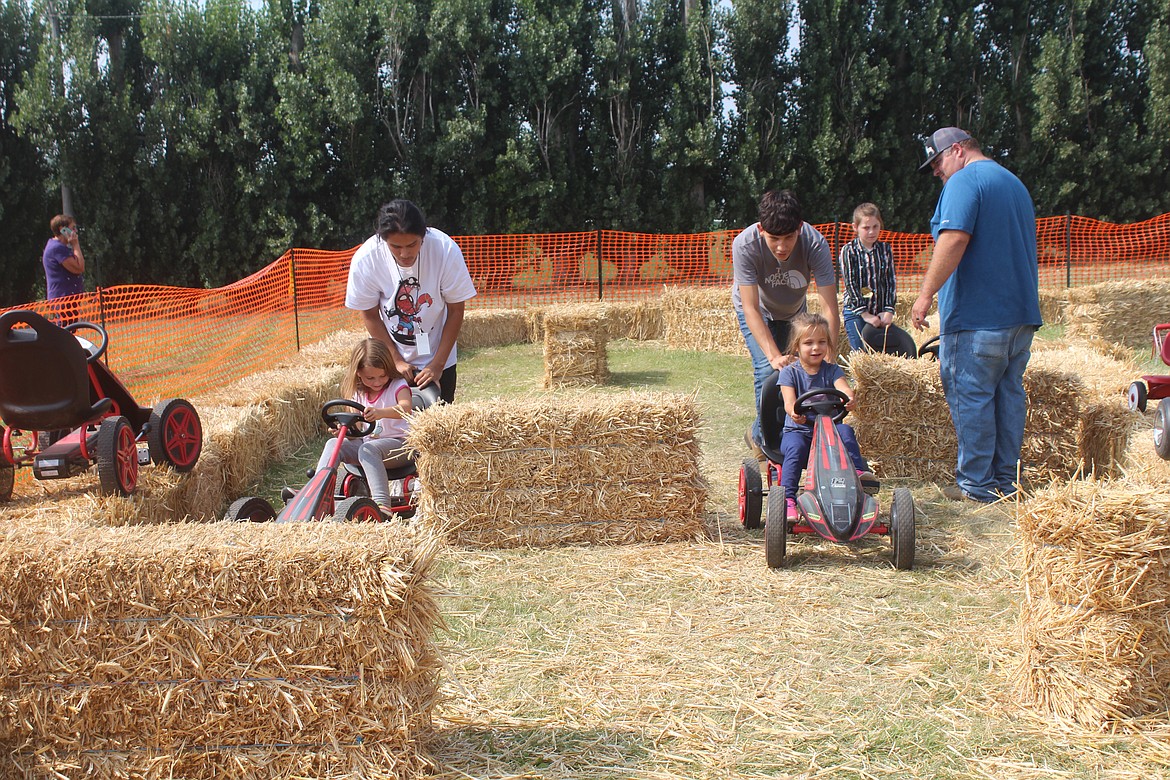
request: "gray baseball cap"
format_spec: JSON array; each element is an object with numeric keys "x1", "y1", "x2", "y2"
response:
[{"x1": 919, "y1": 127, "x2": 972, "y2": 172}]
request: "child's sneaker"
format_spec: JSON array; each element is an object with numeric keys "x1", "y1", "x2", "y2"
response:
[
  {"x1": 785, "y1": 497, "x2": 798, "y2": 522},
  {"x1": 857, "y1": 469, "x2": 880, "y2": 495}
]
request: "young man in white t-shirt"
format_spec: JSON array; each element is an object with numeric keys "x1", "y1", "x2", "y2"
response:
[{"x1": 346, "y1": 199, "x2": 478, "y2": 402}]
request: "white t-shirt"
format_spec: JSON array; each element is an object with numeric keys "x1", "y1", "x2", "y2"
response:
[
  {"x1": 356, "y1": 378, "x2": 412, "y2": 440},
  {"x1": 345, "y1": 228, "x2": 478, "y2": 369}
]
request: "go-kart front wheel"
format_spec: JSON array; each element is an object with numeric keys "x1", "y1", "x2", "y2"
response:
[
  {"x1": 764, "y1": 489, "x2": 787, "y2": 568},
  {"x1": 0, "y1": 461, "x2": 12, "y2": 502},
  {"x1": 1155, "y1": 402, "x2": 1170, "y2": 461},
  {"x1": 1129, "y1": 381, "x2": 1149, "y2": 413},
  {"x1": 96, "y1": 416, "x2": 138, "y2": 496},
  {"x1": 739, "y1": 458, "x2": 763, "y2": 529},
  {"x1": 149, "y1": 398, "x2": 203, "y2": 472},
  {"x1": 890, "y1": 487, "x2": 916, "y2": 570},
  {"x1": 225, "y1": 496, "x2": 277, "y2": 522},
  {"x1": 333, "y1": 496, "x2": 384, "y2": 522}
]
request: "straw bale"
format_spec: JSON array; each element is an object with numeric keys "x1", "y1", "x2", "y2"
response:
[
  {"x1": 1065, "y1": 279, "x2": 1170, "y2": 350},
  {"x1": 524, "y1": 306, "x2": 546, "y2": 343},
  {"x1": 850, "y1": 351, "x2": 1105, "y2": 482},
  {"x1": 542, "y1": 304, "x2": 609, "y2": 388},
  {"x1": 407, "y1": 392, "x2": 707, "y2": 548},
  {"x1": 599, "y1": 300, "x2": 664, "y2": 341},
  {"x1": 1013, "y1": 481, "x2": 1170, "y2": 728},
  {"x1": 661, "y1": 285, "x2": 745, "y2": 355},
  {"x1": 0, "y1": 522, "x2": 441, "y2": 778},
  {"x1": 461, "y1": 308, "x2": 530, "y2": 348},
  {"x1": 1039, "y1": 287, "x2": 1068, "y2": 325}
]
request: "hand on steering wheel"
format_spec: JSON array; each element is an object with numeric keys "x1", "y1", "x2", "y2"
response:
[
  {"x1": 320, "y1": 399, "x2": 376, "y2": 438},
  {"x1": 793, "y1": 387, "x2": 850, "y2": 423}
]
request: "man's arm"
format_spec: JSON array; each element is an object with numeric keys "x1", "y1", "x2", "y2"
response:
[
  {"x1": 740, "y1": 285, "x2": 789, "y2": 370},
  {"x1": 360, "y1": 306, "x2": 415, "y2": 382},
  {"x1": 815, "y1": 282, "x2": 840, "y2": 347},
  {"x1": 417, "y1": 301, "x2": 465, "y2": 389},
  {"x1": 911, "y1": 230, "x2": 971, "y2": 330}
]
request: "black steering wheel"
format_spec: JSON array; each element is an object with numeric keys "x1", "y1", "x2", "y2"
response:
[
  {"x1": 793, "y1": 387, "x2": 850, "y2": 423},
  {"x1": 917, "y1": 335, "x2": 940, "y2": 360},
  {"x1": 320, "y1": 399, "x2": 376, "y2": 438},
  {"x1": 63, "y1": 320, "x2": 108, "y2": 363}
]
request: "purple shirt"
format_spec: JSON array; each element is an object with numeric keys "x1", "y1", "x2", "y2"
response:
[{"x1": 42, "y1": 238, "x2": 84, "y2": 299}]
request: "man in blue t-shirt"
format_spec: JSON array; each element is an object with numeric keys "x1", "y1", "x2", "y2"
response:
[{"x1": 910, "y1": 128, "x2": 1043, "y2": 503}]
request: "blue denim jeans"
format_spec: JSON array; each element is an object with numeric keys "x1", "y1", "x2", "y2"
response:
[
  {"x1": 736, "y1": 309, "x2": 792, "y2": 445},
  {"x1": 939, "y1": 325, "x2": 1035, "y2": 502},
  {"x1": 843, "y1": 309, "x2": 865, "y2": 351}
]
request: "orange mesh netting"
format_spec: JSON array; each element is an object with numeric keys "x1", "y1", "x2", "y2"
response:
[{"x1": 4, "y1": 213, "x2": 1169, "y2": 404}]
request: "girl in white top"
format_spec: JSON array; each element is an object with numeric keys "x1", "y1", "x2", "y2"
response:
[{"x1": 316, "y1": 339, "x2": 413, "y2": 515}]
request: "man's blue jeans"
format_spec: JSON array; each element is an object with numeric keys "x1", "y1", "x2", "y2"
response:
[
  {"x1": 736, "y1": 309, "x2": 791, "y2": 445},
  {"x1": 939, "y1": 325, "x2": 1035, "y2": 502}
]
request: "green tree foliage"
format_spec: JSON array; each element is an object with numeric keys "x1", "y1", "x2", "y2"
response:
[{"x1": 1, "y1": 0, "x2": 1168, "y2": 303}]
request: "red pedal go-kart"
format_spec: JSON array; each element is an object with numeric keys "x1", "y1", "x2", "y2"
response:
[
  {"x1": 1127, "y1": 323, "x2": 1170, "y2": 460},
  {"x1": 0, "y1": 310, "x2": 203, "y2": 499},
  {"x1": 225, "y1": 386, "x2": 437, "y2": 523},
  {"x1": 738, "y1": 374, "x2": 915, "y2": 570}
]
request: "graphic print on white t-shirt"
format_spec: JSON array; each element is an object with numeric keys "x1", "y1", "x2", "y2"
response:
[{"x1": 385, "y1": 274, "x2": 434, "y2": 347}]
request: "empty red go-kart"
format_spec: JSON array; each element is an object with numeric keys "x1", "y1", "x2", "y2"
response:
[
  {"x1": 737, "y1": 374, "x2": 915, "y2": 570},
  {"x1": 0, "y1": 310, "x2": 203, "y2": 499}
]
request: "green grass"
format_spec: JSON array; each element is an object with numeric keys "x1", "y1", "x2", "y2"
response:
[{"x1": 248, "y1": 337, "x2": 1170, "y2": 779}]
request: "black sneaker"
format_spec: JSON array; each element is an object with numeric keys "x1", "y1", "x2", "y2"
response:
[
  {"x1": 857, "y1": 470, "x2": 880, "y2": 495},
  {"x1": 280, "y1": 485, "x2": 298, "y2": 503}
]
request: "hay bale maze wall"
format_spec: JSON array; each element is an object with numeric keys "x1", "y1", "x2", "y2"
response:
[
  {"x1": 1065, "y1": 279, "x2": 1170, "y2": 350},
  {"x1": 542, "y1": 304, "x2": 609, "y2": 388},
  {"x1": 662, "y1": 285, "x2": 745, "y2": 355},
  {"x1": 407, "y1": 392, "x2": 707, "y2": 548},
  {"x1": 849, "y1": 349, "x2": 1134, "y2": 483},
  {"x1": 1012, "y1": 483, "x2": 1170, "y2": 729},
  {"x1": 0, "y1": 522, "x2": 441, "y2": 778}
]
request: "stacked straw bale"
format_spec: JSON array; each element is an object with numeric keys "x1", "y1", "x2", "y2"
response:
[
  {"x1": 461, "y1": 308, "x2": 530, "y2": 348},
  {"x1": 1013, "y1": 482, "x2": 1170, "y2": 729},
  {"x1": 542, "y1": 304, "x2": 609, "y2": 387},
  {"x1": 849, "y1": 349, "x2": 1129, "y2": 482},
  {"x1": 407, "y1": 392, "x2": 707, "y2": 547},
  {"x1": 661, "y1": 285, "x2": 745, "y2": 355},
  {"x1": 0, "y1": 522, "x2": 441, "y2": 778},
  {"x1": 598, "y1": 300, "x2": 664, "y2": 341},
  {"x1": 1065, "y1": 280, "x2": 1170, "y2": 350}
]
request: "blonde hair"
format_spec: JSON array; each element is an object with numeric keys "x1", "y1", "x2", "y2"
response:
[
  {"x1": 341, "y1": 339, "x2": 400, "y2": 398},
  {"x1": 787, "y1": 313, "x2": 832, "y2": 357},
  {"x1": 852, "y1": 202, "x2": 883, "y2": 225}
]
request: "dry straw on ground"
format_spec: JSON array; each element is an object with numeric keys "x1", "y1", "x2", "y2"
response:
[
  {"x1": 0, "y1": 521, "x2": 442, "y2": 779},
  {"x1": 542, "y1": 304, "x2": 609, "y2": 388},
  {"x1": 1065, "y1": 279, "x2": 1170, "y2": 350},
  {"x1": 407, "y1": 391, "x2": 707, "y2": 548},
  {"x1": 1012, "y1": 480, "x2": 1170, "y2": 730}
]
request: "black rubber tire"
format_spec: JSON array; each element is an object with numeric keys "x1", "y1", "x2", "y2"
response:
[
  {"x1": 341, "y1": 472, "x2": 370, "y2": 499},
  {"x1": 739, "y1": 458, "x2": 763, "y2": 529},
  {"x1": 96, "y1": 416, "x2": 138, "y2": 496},
  {"x1": 890, "y1": 487, "x2": 916, "y2": 571},
  {"x1": 1155, "y1": 402, "x2": 1170, "y2": 461},
  {"x1": 334, "y1": 495, "x2": 384, "y2": 522},
  {"x1": 148, "y1": 398, "x2": 203, "y2": 472},
  {"x1": 764, "y1": 489, "x2": 787, "y2": 568},
  {"x1": 0, "y1": 461, "x2": 13, "y2": 502},
  {"x1": 225, "y1": 496, "x2": 277, "y2": 522},
  {"x1": 1129, "y1": 381, "x2": 1148, "y2": 413}
]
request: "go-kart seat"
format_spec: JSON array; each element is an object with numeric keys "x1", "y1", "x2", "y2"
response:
[
  {"x1": 757, "y1": 370, "x2": 785, "y2": 463},
  {"x1": 0, "y1": 310, "x2": 110, "y2": 432},
  {"x1": 860, "y1": 322, "x2": 918, "y2": 358},
  {"x1": 1156, "y1": 324, "x2": 1170, "y2": 367}
]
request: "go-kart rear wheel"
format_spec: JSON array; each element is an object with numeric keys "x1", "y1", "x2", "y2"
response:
[
  {"x1": 739, "y1": 458, "x2": 763, "y2": 529},
  {"x1": 340, "y1": 472, "x2": 370, "y2": 499},
  {"x1": 0, "y1": 461, "x2": 13, "y2": 502},
  {"x1": 225, "y1": 496, "x2": 277, "y2": 522},
  {"x1": 764, "y1": 489, "x2": 787, "y2": 568},
  {"x1": 334, "y1": 496, "x2": 384, "y2": 522},
  {"x1": 1129, "y1": 381, "x2": 1148, "y2": 413},
  {"x1": 1155, "y1": 402, "x2": 1170, "y2": 461},
  {"x1": 149, "y1": 398, "x2": 203, "y2": 472},
  {"x1": 890, "y1": 487, "x2": 916, "y2": 571},
  {"x1": 96, "y1": 416, "x2": 138, "y2": 496}
]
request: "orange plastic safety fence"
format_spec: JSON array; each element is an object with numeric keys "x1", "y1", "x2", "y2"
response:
[{"x1": 4, "y1": 214, "x2": 1169, "y2": 405}]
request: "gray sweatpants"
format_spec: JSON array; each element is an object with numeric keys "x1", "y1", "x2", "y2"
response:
[{"x1": 316, "y1": 437, "x2": 410, "y2": 507}]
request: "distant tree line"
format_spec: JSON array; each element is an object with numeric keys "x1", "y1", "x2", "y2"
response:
[{"x1": 1, "y1": 0, "x2": 1168, "y2": 305}]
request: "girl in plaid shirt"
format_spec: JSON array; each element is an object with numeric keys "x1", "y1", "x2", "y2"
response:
[{"x1": 839, "y1": 203, "x2": 896, "y2": 350}]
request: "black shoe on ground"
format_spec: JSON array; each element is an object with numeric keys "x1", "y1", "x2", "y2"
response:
[{"x1": 281, "y1": 485, "x2": 298, "y2": 503}]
